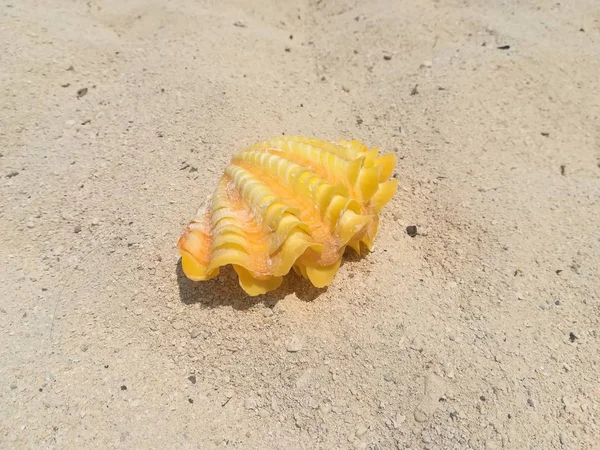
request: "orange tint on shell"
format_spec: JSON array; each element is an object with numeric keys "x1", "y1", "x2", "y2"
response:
[{"x1": 177, "y1": 137, "x2": 398, "y2": 296}]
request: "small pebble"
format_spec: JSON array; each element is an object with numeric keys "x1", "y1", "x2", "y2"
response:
[
  {"x1": 262, "y1": 308, "x2": 273, "y2": 317},
  {"x1": 569, "y1": 332, "x2": 577, "y2": 342},
  {"x1": 244, "y1": 397, "x2": 258, "y2": 409},
  {"x1": 26, "y1": 221, "x2": 35, "y2": 229},
  {"x1": 233, "y1": 20, "x2": 246, "y2": 27},
  {"x1": 383, "y1": 373, "x2": 393, "y2": 382},
  {"x1": 172, "y1": 320, "x2": 185, "y2": 330},
  {"x1": 187, "y1": 375, "x2": 196, "y2": 384},
  {"x1": 190, "y1": 327, "x2": 202, "y2": 339},
  {"x1": 410, "y1": 336, "x2": 424, "y2": 351},
  {"x1": 356, "y1": 424, "x2": 368, "y2": 437},
  {"x1": 414, "y1": 409, "x2": 428, "y2": 423},
  {"x1": 73, "y1": 225, "x2": 82, "y2": 233},
  {"x1": 486, "y1": 440, "x2": 499, "y2": 450},
  {"x1": 406, "y1": 225, "x2": 418, "y2": 237},
  {"x1": 91, "y1": 218, "x2": 100, "y2": 226},
  {"x1": 394, "y1": 413, "x2": 406, "y2": 428},
  {"x1": 286, "y1": 335, "x2": 303, "y2": 352},
  {"x1": 10, "y1": 383, "x2": 17, "y2": 390}
]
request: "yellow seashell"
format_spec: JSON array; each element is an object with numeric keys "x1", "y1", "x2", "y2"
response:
[{"x1": 177, "y1": 136, "x2": 398, "y2": 296}]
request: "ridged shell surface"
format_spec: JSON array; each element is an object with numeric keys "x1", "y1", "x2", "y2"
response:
[{"x1": 177, "y1": 137, "x2": 398, "y2": 296}]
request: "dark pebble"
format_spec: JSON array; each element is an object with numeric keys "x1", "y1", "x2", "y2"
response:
[
  {"x1": 188, "y1": 375, "x2": 197, "y2": 384},
  {"x1": 406, "y1": 225, "x2": 418, "y2": 237}
]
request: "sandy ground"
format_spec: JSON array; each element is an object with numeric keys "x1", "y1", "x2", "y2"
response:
[{"x1": 1, "y1": 0, "x2": 600, "y2": 449}]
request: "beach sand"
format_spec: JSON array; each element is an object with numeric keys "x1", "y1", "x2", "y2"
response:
[{"x1": 1, "y1": 0, "x2": 599, "y2": 448}]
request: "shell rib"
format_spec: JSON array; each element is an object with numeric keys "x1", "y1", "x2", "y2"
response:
[{"x1": 177, "y1": 137, "x2": 398, "y2": 296}]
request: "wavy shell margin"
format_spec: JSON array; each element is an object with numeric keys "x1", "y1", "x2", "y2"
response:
[{"x1": 177, "y1": 136, "x2": 398, "y2": 296}]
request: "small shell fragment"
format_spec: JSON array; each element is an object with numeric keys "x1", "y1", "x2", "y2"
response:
[{"x1": 177, "y1": 136, "x2": 397, "y2": 296}]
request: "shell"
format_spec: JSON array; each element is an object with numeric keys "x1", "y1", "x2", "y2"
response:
[{"x1": 177, "y1": 136, "x2": 398, "y2": 296}]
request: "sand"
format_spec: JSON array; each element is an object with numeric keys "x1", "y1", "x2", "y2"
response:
[{"x1": 1, "y1": 0, "x2": 599, "y2": 448}]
